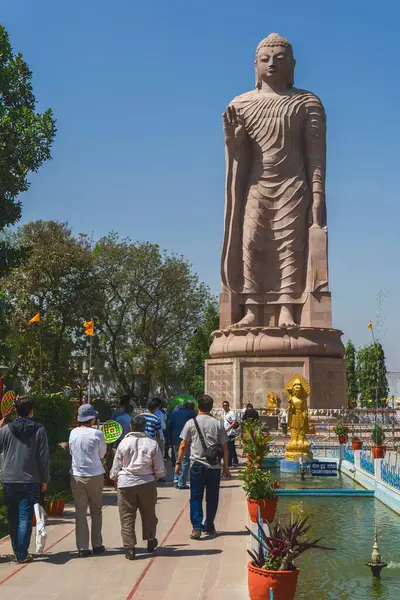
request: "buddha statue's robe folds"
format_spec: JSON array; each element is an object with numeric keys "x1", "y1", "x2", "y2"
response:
[{"x1": 221, "y1": 88, "x2": 327, "y2": 309}]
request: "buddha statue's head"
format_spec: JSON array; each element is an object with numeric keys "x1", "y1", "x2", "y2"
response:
[
  {"x1": 292, "y1": 379, "x2": 302, "y2": 396},
  {"x1": 255, "y1": 33, "x2": 295, "y2": 89}
]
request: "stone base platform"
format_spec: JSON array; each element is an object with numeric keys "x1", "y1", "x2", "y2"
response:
[
  {"x1": 209, "y1": 326, "x2": 344, "y2": 359},
  {"x1": 205, "y1": 354, "x2": 346, "y2": 409}
]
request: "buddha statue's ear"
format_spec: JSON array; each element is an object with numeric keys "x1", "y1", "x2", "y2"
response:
[
  {"x1": 287, "y1": 58, "x2": 295, "y2": 89},
  {"x1": 254, "y1": 59, "x2": 261, "y2": 89}
]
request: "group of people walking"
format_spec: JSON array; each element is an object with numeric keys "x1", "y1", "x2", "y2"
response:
[{"x1": 0, "y1": 392, "x2": 235, "y2": 562}]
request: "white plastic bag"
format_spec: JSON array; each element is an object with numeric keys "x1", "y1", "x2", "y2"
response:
[{"x1": 34, "y1": 502, "x2": 47, "y2": 553}]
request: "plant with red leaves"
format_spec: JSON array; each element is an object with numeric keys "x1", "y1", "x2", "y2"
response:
[{"x1": 247, "y1": 515, "x2": 335, "y2": 571}]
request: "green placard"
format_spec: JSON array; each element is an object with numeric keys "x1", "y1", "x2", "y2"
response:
[{"x1": 101, "y1": 420, "x2": 123, "y2": 444}]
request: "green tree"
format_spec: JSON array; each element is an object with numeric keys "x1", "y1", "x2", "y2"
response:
[
  {"x1": 3, "y1": 221, "x2": 102, "y2": 391},
  {"x1": 345, "y1": 339, "x2": 358, "y2": 407},
  {"x1": 93, "y1": 234, "x2": 212, "y2": 400},
  {"x1": 356, "y1": 342, "x2": 389, "y2": 408},
  {"x1": 180, "y1": 300, "x2": 219, "y2": 396},
  {"x1": 0, "y1": 24, "x2": 56, "y2": 362}
]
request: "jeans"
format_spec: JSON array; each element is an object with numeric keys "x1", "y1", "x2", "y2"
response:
[
  {"x1": 173, "y1": 444, "x2": 190, "y2": 488},
  {"x1": 3, "y1": 482, "x2": 40, "y2": 561},
  {"x1": 190, "y1": 462, "x2": 221, "y2": 533},
  {"x1": 227, "y1": 437, "x2": 238, "y2": 467}
]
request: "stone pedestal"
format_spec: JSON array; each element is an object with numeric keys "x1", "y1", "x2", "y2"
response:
[{"x1": 205, "y1": 327, "x2": 346, "y2": 409}]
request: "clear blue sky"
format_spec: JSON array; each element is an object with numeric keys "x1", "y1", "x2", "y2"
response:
[{"x1": 2, "y1": 0, "x2": 400, "y2": 371}]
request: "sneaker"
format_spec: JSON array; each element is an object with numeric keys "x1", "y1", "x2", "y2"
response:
[
  {"x1": 178, "y1": 484, "x2": 189, "y2": 490},
  {"x1": 17, "y1": 554, "x2": 33, "y2": 564},
  {"x1": 78, "y1": 549, "x2": 92, "y2": 558},
  {"x1": 204, "y1": 531, "x2": 218, "y2": 540},
  {"x1": 92, "y1": 545, "x2": 105, "y2": 555},
  {"x1": 158, "y1": 478, "x2": 167, "y2": 483},
  {"x1": 125, "y1": 548, "x2": 136, "y2": 561},
  {"x1": 190, "y1": 529, "x2": 202, "y2": 540},
  {"x1": 147, "y1": 538, "x2": 158, "y2": 553}
]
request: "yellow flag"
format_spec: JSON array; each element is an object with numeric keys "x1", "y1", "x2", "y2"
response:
[
  {"x1": 29, "y1": 313, "x2": 40, "y2": 324},
  {"x1": 368, "y1": 322, "x2": 373, "y2": 330},
  {"x1": 84, "y1": 320, "x2": 94, "y2": 336}
]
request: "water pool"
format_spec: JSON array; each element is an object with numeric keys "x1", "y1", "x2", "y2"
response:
[{"x1": 274, "y1": 472, "x2": 400, "y2": 599}]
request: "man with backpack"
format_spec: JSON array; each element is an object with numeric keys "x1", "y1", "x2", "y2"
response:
[{"x1": 175, "y1": 394, "x2": 230, "y2": 540}]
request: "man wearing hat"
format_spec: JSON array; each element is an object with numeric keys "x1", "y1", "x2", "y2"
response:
[{"x1": 69, "y1": 404, "x2": 107, "y2": 557}]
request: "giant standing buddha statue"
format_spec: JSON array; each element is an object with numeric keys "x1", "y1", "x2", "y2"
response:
[{"x1": 205, "y1": 34, "x2": 346, "y2": 409}]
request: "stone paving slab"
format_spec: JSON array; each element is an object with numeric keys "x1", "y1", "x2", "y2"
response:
[{"x1": 0, "y1": 473, "x2": 249, "y2": 599}]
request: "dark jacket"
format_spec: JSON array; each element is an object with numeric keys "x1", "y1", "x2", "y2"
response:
[
  {"x1": 167, "y1": 407, "x2": 197, "y2": 447},
  {"x1": 242, "y1": 408, "x2": 259, "y2": 422},
  {"x1": 0, "y1": 418, "x2": 50, "y2": 484}
]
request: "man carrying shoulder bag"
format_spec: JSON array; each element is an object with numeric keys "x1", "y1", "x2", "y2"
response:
[{"x1": 176, "y1": 394, "x2": 230, "y2": 540}]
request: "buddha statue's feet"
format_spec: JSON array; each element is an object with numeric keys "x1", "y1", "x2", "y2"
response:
[
  {"x1": 227, "y1": 307, "x2": 257, "y2": 330},
  {"x1": 278, "y1": 304, "x2": 297, "y2": 329}
]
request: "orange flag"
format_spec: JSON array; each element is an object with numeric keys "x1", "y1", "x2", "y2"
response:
[
  {"x1": 84, "y1": 320, "x2": 94, "y2": 336},
  {"x1": 29, "y1": 313, "x2": 40, "y2": 324}
]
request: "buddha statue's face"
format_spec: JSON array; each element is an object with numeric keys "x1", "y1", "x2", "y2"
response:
[
  {"x1": 292, "y1": 381, "x2": 302, "y2": 396},
  {"x1": 255, "y1": 44, "x2": 293, "y2": 87}
]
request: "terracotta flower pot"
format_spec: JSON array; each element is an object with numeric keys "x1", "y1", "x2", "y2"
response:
[
  {"x1": 371, "y1": 446, "x2": 385, "y2": 459},
  {"x1": 247, "y1": 497, "x2": 278, "y2": 523},
  {"x1": 338, "y1": 435, "x2": 347, "y2": 444},
  {"x1": 45, "y1": 498, "x2": 66, "y2": 517},
  {"x1": 248, "y1": 562, "x2": 299, "y2": 600},
  {"x1": 352, "y1": 440, "x2": 363, "y2": 450}
]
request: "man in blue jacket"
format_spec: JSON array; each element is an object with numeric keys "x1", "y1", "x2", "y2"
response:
[
  {"x1": 0, "y1": 396, "x2": 50, "y2": 563},
  {"x1": 167, "y1": 401, "x2": 196, "y2": 489}
]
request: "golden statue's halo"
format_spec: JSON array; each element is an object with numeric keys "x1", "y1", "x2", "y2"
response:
[{"x1": 285, "y1": 373, "x2": 310, "y2": 398}]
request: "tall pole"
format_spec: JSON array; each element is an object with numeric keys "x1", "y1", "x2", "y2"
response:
[
  {"x1": 39, "y1": 321, "x2": 43, "y2": 394},
  {"x1": 87, "y1": 333, "x2": 93, "y2": 404}
]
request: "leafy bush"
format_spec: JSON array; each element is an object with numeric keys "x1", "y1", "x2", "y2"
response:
[
  {"x1": 242, "y1": 419, "x2": 271, "y2": 464},
  {"x1": 240, "y1": 465, "x2": 277, "y2": 500},
  {"x1": 0, "y1": 481, "x2": 8, "y2": 538},
  {"x1": 371, "y1": 424, "x2": 385, "y2": 446},
  {"x1": 32, "y1": 393, "x2": 73, "y2": 452},
  {"x1": 48, "y1": 447, "x2": 71, "y2": 496},
  {"x1": 333, "y1": 422, "x2": 349, "y2": 437}
]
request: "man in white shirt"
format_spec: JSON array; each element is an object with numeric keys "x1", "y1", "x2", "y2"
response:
[
  {"x1": 110, "y1": 415, "x2": 165, "y2": 561},
  {"x1": 222, "y1": 401, "x2": 239, "y2": 467},
  {"x1": 69, "y1": 404, "x2": 107, "y2": 558}
]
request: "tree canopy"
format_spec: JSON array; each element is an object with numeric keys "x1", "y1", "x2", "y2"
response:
[{"x1": 0, "y1": 24, "x2": 56, "y2": 365}]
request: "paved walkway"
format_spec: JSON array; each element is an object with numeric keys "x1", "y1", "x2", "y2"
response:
[{"x1": 0, "y1": 473, "x2": 248, "y2": 599}]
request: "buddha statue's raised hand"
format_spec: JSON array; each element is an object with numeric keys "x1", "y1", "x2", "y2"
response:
[{"x1": 223, "y1": 105, "x2": 245, "y2": 154}]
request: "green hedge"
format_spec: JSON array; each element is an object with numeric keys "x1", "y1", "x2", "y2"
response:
[
  {"x1": 48, "y1": 447, "x2": 71, "y2": 496},
  {"x1": 32, "y1": 393, "x2": 73, "y2": 452}
]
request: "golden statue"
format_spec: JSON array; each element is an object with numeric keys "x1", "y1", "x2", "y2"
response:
[
  {"x1": 267, "y1": 392, "x2": 278, "y2": 409},
  {"x1": 284, "y1": 374, "x2": 313, "y2": 461}
]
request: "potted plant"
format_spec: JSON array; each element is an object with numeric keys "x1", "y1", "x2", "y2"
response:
[
  {"x1": 371, "y1": 424, "x2": 386, "y2": 458},
  {"x1": 240, "y1": 465, "x2": 279, "y2": 523},
  {"x1": 242, "y1": 419, "x2": 271, "y2": 468},
  {"x1": 351, "y1": 436, "x2": 363, "y2": 450},
  {"x1": 333, "y1": 422, "x2": 349, "y2": 444},
  {"x1": 45, "y1": 491, "x2": 67, "y2": 517},
  {"x1": 246, "y1": 515, "x2": 335, "y2": 600}
]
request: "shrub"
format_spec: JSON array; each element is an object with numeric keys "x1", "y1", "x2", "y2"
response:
[
  {"x1": 48, "y1": 447, "x2": 71, "y2": 495},
  {"x1": 242, "y1": 419, "x2": 271, "y2": 464},
  {"x1": 371, "y1": 424, "x2": 385, "y2": 446},
  {"x1": 32, "y1": 393, "x2": 73, "y2": 452},
  {"x1": 240, "y1": 465, "x2": 278, "y2": 500}
]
